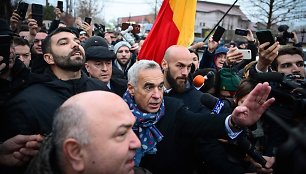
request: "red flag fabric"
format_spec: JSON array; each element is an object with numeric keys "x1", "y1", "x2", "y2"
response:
[{"x1": 138, "y1": 0, "x2": 196, "y2": 65}]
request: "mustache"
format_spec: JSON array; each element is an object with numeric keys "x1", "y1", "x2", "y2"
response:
[
  {"x1": 176, "y1": 76, "x2": 187, "y2": 80},
  {"x1": 69, "y1": 46, "x2": 84, "y2": 57}
]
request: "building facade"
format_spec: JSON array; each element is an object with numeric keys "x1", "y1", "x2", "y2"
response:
[{"x1": 195, "y1": 1, "x2": 250, "y2": 41}]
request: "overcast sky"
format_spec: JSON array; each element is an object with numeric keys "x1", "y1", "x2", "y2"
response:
[
  {"x1": 20, "y1": 0, "x2": 305, "y2": 28},
  {"x1": 101, "y1": 0, "x2": 239, "y2": 22},
  {"x1": 22, "y1": 0, "x2": 239, "y2": 22}
]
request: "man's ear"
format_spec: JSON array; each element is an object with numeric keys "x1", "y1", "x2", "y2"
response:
[
  {"x1": 127, "y1": 83, "x2": 135, "y2": 96},
  {"x1": 84, "y1": 62, "x2": 90, "y2": 73},
  {"x1": 63, "y1": 138, "x2": 85, "y2": 172},
  {"x1": 43, "y1": 53, "x2": 55, "y2": 65},
  {"x1": 161, "y1": 59, "x2": 168, "y2": 71}
]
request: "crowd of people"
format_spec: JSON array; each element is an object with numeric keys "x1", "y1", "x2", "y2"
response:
[{"x1": 0, "y1": 4, "x2": 305, "y2": 174}]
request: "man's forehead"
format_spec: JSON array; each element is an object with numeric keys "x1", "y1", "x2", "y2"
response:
[
  {"x1": 169, "y1": 52, "x2": 192, "y2": 63},
  {"x1": 278, "y1": 54, "x2": 303, "y2": 63},
  {"x1": 52, "y1": 32, "x2": 77, "y2": 41},
  {"x1": 118, "y1": 46, "x2": 130, "y2": 50},
  {"x1": 138, "y1": 68, "x2": 163, "y2": 84},
  {"x1": 35, "y1": 32, "x2": 47, "y2": 39}
]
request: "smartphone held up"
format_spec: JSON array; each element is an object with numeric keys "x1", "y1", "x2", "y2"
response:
[
  {"x1": 235, "y1": 28, "x2": 248, "y2": 36},
  {"x1": 16, "y1": 2, "x2": 29, "y2": 20},
  {"x1": 256, "y1": 30, "x2": 275, "y2": 49},
  {"x1": 212, "y1": 26, "x2": 225, "y2": 42}
]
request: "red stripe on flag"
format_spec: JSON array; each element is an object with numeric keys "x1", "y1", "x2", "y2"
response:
[{"x1": 137, "y1": 0, "x2": 179, "y2": 65}]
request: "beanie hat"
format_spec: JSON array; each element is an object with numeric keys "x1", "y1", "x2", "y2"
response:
[
  {"x1": 219, "y1": 68, "x2": 241, "y2": 91},
  {"x1": 113, "y1": 41, "x2": 131, "y2": 54}
]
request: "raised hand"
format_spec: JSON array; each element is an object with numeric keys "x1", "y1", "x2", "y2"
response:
[
  {"x1": 257, "y1": 42, "x2": 280, "y2": 72},
  {"x1": 231, "y1": 82, "x2": 275, "y2": 127}
]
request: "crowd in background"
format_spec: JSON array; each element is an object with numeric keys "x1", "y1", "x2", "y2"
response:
[{"x1": 0, "y1": 4, "x2": 305, "y2": 174}]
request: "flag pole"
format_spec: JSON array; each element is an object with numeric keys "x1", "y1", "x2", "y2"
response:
[{"x1": 202, "y1": 0, "x2": 239, "y2": 43}]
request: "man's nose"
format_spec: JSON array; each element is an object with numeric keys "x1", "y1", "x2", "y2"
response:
[
  {"x1": 130, "y1": 131, "x2": 141, "y2": 149},
  {"x1": 181, "y1": 67, "x2": 189, "y2": 76},
  {"x1": 291, "y1": 63, "x2": 301, "y2": 73}
]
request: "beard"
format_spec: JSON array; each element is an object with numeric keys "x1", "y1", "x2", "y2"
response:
[
  {"x1": 165, "y1": 68, "x2": 188, "y2": 93},
  {"x1": 51, "y1": 47, "x2": 85, "y2": 72}
]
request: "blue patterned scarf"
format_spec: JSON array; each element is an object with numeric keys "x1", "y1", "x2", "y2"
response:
[{"x1": 123, "y1": 91, "x2": 165, "y2": 166}]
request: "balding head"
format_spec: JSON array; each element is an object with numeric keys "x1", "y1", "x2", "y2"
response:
[
  {"x1": 163, "y1": 45, "x2": 192, "y2": 63},
  {"x1": 53, "y1": 91, "x2": 140, "y2": 174},
  {"x1": 61, "y1": 91, "x2": 128, "y2": 118}
]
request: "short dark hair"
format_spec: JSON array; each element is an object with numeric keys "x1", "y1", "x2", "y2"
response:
[
  {"x1": 189, "y1": 48, "x2": 199, "y2": 61},
  {"x1": 42, "y1": 27, "x2": 78, "y2": 54},
  {"x1": 271, "y1": 46, "x2": 304, "y2": 71},
  {"x1": 13, "y1": 36, "x2": 30, "y2": 47}
]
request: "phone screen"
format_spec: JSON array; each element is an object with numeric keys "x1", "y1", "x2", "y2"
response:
[
  {"x1": 256, "y1": 30, "x2": 275, "y2": 49},
  {"x1": 32, "y1": 4, "x2": 43, "y2": 26},
  {"x1": 0, "y1": 35, "x2": 12, "y2": 73},
  {"x1": 16, "y1": 2, "x2": 29, "y2": 20},
  {"x1": 213, "y1": 26, "x2": 225, "y2": 42},
  {"x1": 84, "y1": 17, "x2": 92, "y2": 25},
  {"x1": 57, "y1": 1, "x2": 63, "y2": 12}
]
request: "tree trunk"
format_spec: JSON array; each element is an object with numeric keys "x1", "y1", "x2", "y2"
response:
[{"x1": 266, "y1": 0, "x2": 274, "y2": 29}]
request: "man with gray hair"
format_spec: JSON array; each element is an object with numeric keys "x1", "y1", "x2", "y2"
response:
[
  {"x1": 123, "y1": 60, "x2": 275, "y2": 173},
  {"x1": 26, "y1": 91, "x2": 144, "y2": 174}
]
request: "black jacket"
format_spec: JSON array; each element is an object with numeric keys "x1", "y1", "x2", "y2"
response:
[
  {"x1": 139, "y1": 96, "x2": 228, "y2": 174},
  {"x1": 30, "y1": 53, "x2": 49, "y2": 74},
  {"x1": 0, "y1": 68, "x2": 109, "y2": 141},
  {"x1": 0, "y1": 59, "x2": 30, "y2": 108},
  {"x1": 166, "y1": 85, "x2": 245, "y2": 174},
  {"x1": 110, "y1": 77, "x2": 127, "y2": 97}
]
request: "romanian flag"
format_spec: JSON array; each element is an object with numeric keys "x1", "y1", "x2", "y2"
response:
[{"x1": 138, "y1": 0, "x2": 197, "y2": 65}]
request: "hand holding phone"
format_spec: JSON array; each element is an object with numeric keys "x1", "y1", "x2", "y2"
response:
[
  {"x1": 84, "y1": 17, "x2": 92, "y2": 25},
  {"x1": 212, "y1": 26, "x2": 225, "y2": 42},
  {"x1": 256, "y1": 30, "x2": 275, "y2": 49}
]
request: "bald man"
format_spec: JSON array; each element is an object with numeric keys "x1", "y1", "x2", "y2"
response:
[{"x1": 26, "y1": 91, "x2": 142, "y2": 174}]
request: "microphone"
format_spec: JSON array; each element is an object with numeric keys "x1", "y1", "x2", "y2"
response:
[
  {"x1": 193, "y1": 71, "x2": 215, "y2": 90},
  {"x1": 237, "y1": 135, "x2": 267, "y2": 168},
  {"x1": 200, "y1": 93, "x2": 233, "y2": 114}
]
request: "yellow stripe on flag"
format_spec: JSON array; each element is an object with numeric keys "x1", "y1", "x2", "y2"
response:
[{"x1": 169, "y1": 0, "x2": 196, "y2": 47}]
